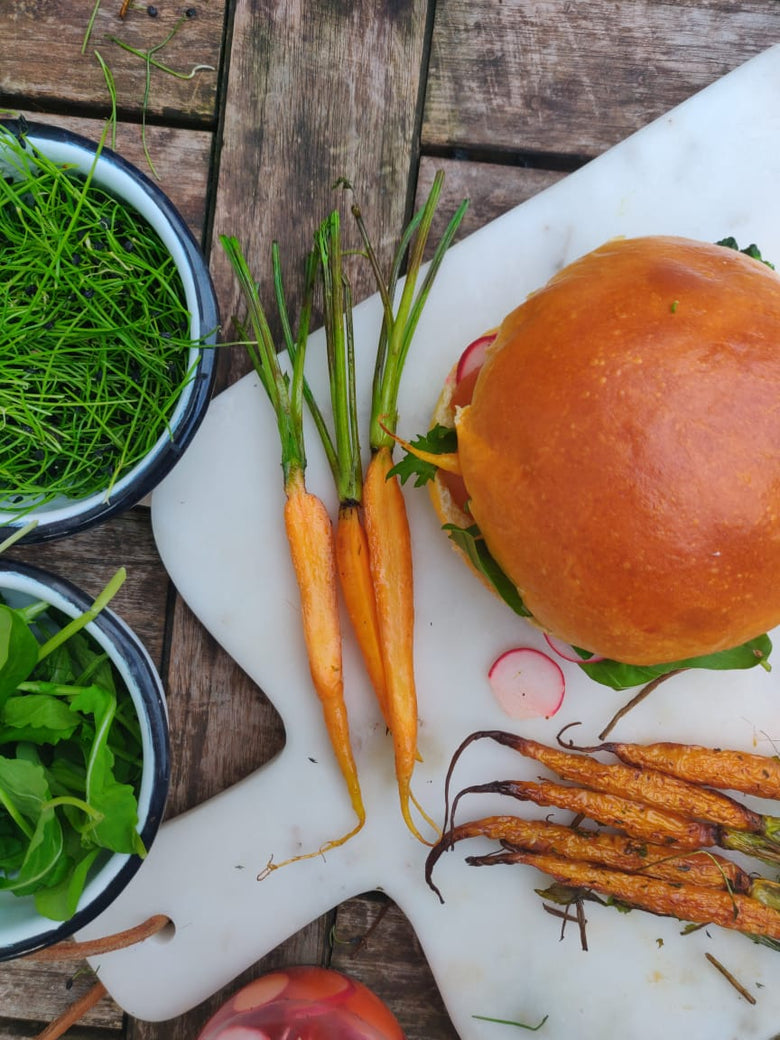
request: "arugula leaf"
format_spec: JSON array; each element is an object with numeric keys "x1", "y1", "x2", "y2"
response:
[
  {"x1": 444, "y1": 523, "x2": 532, "y2": 618},
  {"x1": 578, "y1": 634, "x2": 772, "y2": 690},
  {"x1": 71, "y1": 684, "x2": 145, "y2": 856},
  {"x1": 6, "y1": 807, "x2": 64, "y2": 894},
  {"x1": 389, "y1": 423, "x2": 457, "y2": 487},
  {"x1": 34, "y1": 843, "x2": 101, "y2": 922},
  {"x1": 0, "y1": 693, "x2": 81, "y2": 744},
  {"x1": 0, "y1": 605, "x2": 39, "y2": 711}
]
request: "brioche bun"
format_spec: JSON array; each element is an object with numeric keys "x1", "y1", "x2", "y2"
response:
[{"x1": 432, "y1": 235, "x2": 780, "y2": 665}]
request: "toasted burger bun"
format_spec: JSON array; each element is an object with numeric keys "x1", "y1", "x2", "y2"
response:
[{"x1": 433, "y1": 235, "x2": 780, "y2": 665}]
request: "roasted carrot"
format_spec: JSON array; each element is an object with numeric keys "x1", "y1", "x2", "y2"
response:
[
  {"x1": 451, "y1": 778, "x2": 720, "y2": 852},
  {"x1": 352, "y1": 172, "x2": 468, "y2": 842},
  {"x1": 496, "y1": 849, "x2": 780, "y2": 943},
  {"x1": 424, "y1": 814, "x2": 751, "y2": 903},
  {"x1": 221, "y1": 234, "x2": 365, "y2": 864},
  {"x1": 461, "y1": 730, "x2": 769, "y2": 834},
  {"x1": 561, "y1": 733, "x2": 780, "y2": 802}
]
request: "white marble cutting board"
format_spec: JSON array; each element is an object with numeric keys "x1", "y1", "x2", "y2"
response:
[{"x1": 83, "y1": 46, "x2": 780, "y2": 1040}]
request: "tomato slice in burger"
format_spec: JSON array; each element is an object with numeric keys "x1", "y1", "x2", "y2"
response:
[{"x1": 439, "y1": 333, "x2": 496, "y2": 511}]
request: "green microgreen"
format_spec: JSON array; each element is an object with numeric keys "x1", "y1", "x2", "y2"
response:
[
  {"x1": 0, "y1": 123, "x2": 197, "y2": 517},
  {"x1": 0, "y1": 568, "x2": 146, "y2": 921}
]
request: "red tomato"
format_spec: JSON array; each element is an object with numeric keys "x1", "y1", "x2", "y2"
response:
[
  {"x1": 196, "y1": 966, "x2": 406, "y2": 1040},
  {"x1": 439, "y1": 334, "x2": 492, "y2": 511}
]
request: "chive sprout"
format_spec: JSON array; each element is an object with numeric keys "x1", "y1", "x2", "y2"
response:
[{"x1": 0, "y1": 124, "x2": 197, "y2": 515}]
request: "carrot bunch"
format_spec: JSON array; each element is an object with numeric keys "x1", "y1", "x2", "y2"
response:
[
  {"x1": 221, "y1": 173, "x2": 467, "y2": 856},
  {"x1": 221, "y1": 236, "x2": 365, "y2": 867},
  {"x1": 426, "y1": 730, "x2": 780, "y2": 949}
]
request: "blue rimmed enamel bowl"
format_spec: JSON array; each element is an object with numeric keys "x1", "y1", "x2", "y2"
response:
[
  {"x1": 0, "y1": 118, "x2": 218, "y2": 542},
  {"x1": 0, "y1": 558, "x2": 169, "y2": 960}
]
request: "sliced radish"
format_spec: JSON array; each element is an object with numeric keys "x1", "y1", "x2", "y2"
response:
[
  {"x1": 543, "y1": 633, "x2": 606, "y2": 665},
  {"x1": 455, "y1": 332, "x2": 497, "y2": 384},
  {"x1": 487, "y1": 647, "x2": 565, "y2": 720}
]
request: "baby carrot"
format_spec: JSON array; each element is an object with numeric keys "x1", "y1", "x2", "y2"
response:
[
  {"x1": 335, "y1": 500, "x2": 389, "y2": 725},
  {"x1": 363, "y1": 441, "x2": 424, "y2": 838},
  {"x1": 308, "y1": 215, "x2": 389, "y2": 724},
  {"x1": 563, "y1": 734, "x2": 780, "y2": 802},
  {"x1": 473, "y1": 731, "x2": 768, "y2": 834},
  {"x1": 221, "y1": 234, "x2": 365, "y2": 863},
  {"x1": 283, "y1": 469, "x2": 365, "y2": 835},
  {"x1": 353, "y1": 172, "x2": 468, "y2": 842},
  {"x1": 425, "y1": 815, "x2": 750, "y2": 903},
  {"x1": 501, "y1": 850, "x2": 780, "y2": 944},
  {"x1": 451, "y1": 778, "x2": 720, "y2": 851}
]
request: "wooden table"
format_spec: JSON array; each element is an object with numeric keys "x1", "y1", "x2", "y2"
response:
[{"x1": 1, "y1": 2, "x2": 779, "y2": 1038}]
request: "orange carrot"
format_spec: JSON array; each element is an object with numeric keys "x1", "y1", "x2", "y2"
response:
[
  {"x1": 221, "y1": 234, "x2": 365, "y2": 866},
  {"x1": 284, "y1": 471, "x2": 365, "y2": 838},
  {"x1": 363, "y1": 443, "x2": 427, "y2": 839},
  {"x1": 308, "y1": 216, "x2": 390, "y2": 726},
  {"x1": 352, "y1": 173, "x2": 468, "y2": 841},
  {"x1": 335, "y1": 500, "x2": 388, "y2": 725}
]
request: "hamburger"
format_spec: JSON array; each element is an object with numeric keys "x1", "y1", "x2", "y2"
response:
[{"x1": 399, "y1": 235, "x2": 780, "y2": 684}]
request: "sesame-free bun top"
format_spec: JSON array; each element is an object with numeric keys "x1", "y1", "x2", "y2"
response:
[{"x1": 452, "y1": 235, "x2": 780, "y2": 665}]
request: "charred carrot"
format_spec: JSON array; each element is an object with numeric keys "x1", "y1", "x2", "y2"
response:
[
  {"x1": 424, "y1": 815, "x2": 750, "y2": 903},
  {"x1": 561, "y1": 733, "x2": 780, "y2": 802},
  {"x1": 460, "y1": 730, "x2": 770, "y2": 834},
  {"x1": 496, "y1": 850, "x2": 780, "y2": 943},
  {"x1": 221, "y1": 234, "x2": 365, "y2": 863},
  {"x1": 451, "y1": 778, "x2": 720, "y2": 852},
  {"x1": 353, "y1": 173, "x2": 468, "y2": 842}
]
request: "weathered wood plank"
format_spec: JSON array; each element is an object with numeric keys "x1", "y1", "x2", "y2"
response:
[
  {"x1": 0, "y1": 960, "x2": 123, "y2": 1029},
  {"x1": 0, "y1": 2, "x2": 222, "y2": 125},
  {"x1": 423, "y1": 0, "x2": 780, "y2": 159},
  {"x1": 7, "y1": 113, "x2": 213, "y2": 241},
  {"x1": 330, "y1": 894, "x2": 460, "y2": 1040},
  {"x1": 416, "y1": 155, "x2": 566, "y2": 255},
  {"x1": 209, "y1": 0, "x2": 433, "y2": 390}
]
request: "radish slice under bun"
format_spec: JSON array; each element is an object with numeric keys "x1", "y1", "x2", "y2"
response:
[
  {"x1": 543, "y1": 633, "x2": 606, "y2": 665},
  {"x1": 455, "y1": 333, "x2": 497, "y2": 384},
  {"x1": 487, "y1": 647, "x2": 565, "y2": 720}
]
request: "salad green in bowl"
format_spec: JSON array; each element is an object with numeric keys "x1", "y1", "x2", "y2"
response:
[{"x1": 0, "y1": 558, "x2": 169, "y2": 960}]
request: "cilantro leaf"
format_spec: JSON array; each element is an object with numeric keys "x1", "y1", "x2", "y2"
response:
[
  {"x1": 716, "y1": 237, "x2": 775, "y2": 270},
  {"x1": 389, "y1": 423, "x2": 457, "y2": 487}
]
